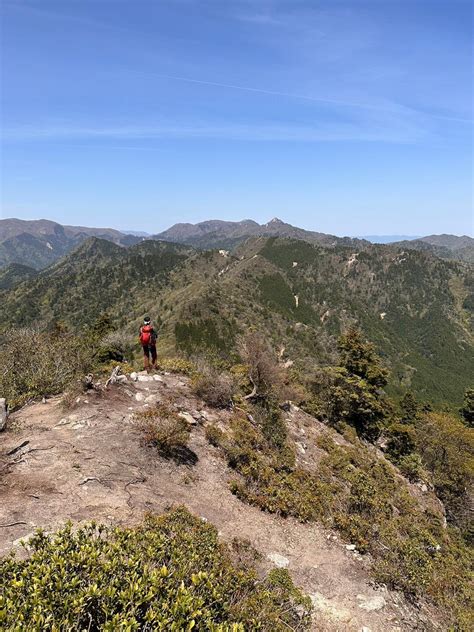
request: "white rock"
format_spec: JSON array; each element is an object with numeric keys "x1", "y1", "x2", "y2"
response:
[
  {"x1": 345, "y1": 544, "x2": 357, "y2": 551},
  {"x1": 135, "y1": 392, "x2": 145, "y2": 402},
  {"x1": 145, "y1": 394, "x2": 160, "y2": 404},
  {"x1": 296, "y1": 441, "x2": 306, "y2": 455},
  {"x1": 153, "y1": 374, "x2": 163, "y2": 382},
  {"x1": 137, "y1": 375, "x2": 154, "y2": 382},
  {"x1": 357, "y1": 595, "x2": 386, "y2": 611},
  {"x1": 360, "y1": 627, "x2": 372, "y2": 632},
  {"x1": 267, "y1": 553, "x2": 289, "y2": 568},
  {"x1": 0, "y1": 398, "x2": 7, "y2": 431},
  {"x1": 178, "y1": 411, "x2": 198, "y2": 425},
  {"x1": 130, "y1": 372, "x2": 138, "y2": 382}
]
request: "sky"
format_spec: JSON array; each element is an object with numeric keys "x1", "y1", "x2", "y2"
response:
[{"x1": 0, "y1": 0, "x2": 473, "y2": 236}]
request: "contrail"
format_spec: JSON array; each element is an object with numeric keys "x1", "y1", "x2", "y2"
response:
[
  {"x1": 154, "y1": 73, "x2": 472, "y2": 124},
  {"x1": 154, "y1": 72, "x2": 389, "y2": 110}
]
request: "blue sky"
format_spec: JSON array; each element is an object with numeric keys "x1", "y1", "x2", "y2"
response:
[{"x1": 1, "y1": 0, "x2": 472, "y2": 236}]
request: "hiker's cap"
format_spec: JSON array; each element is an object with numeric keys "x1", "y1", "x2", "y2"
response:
[{"x1": 144, "y1": 316, "x2": 151, "y2": 324}]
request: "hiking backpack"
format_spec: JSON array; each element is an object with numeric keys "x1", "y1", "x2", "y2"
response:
[{"x1": 139, "y1": 325, "x2": 153, "y2": 346}]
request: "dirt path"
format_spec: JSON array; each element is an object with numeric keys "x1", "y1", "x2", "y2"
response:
[{"x1": 0, "y1": 373, "x2": 433, "y2": 631}]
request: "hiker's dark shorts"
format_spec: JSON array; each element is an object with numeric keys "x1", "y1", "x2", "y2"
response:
[{"x1": 142, "y1": 344, "x2": 157, "y2": 362}]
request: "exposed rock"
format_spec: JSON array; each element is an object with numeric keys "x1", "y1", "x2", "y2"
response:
[
  {"x1": 345, "y1": 544, "x2": 357, "y2": 551},
  {"x1": 296, "y1": 441, "x2": 306, "y2": 455},
  {"x1": 178, "y1": 411, "x2": 198, "y2": 425},
  {"x1": 137, "y1": 375, "x2": 154, "y2": 382},
  {"x1": 310, "y1": 592, "x2": 352, "y2": 622},
  {"x1": 135, "y1": 392, "x2": 145, "y2": 402},
  {"x1": 357, "y1": 595, "x2": 387, "y2": 611},
  {"x1": 0, "y1": 398, "x2": 8, "y2": 431},
  {"x1": 267, "y1": 552, "x2": 289, "y2": 568},
  {"x1": 129, "y1": 372, "x2": 138, "y2": 382},
  {"x1": 153, "y1": 374, "x2": 163, "y2": 382}
]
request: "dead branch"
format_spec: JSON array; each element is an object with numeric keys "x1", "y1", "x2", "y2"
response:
[
  {"x1": 7, "y1": 441, "x2": 29, "y2": 456},
  {"x1": 105, "y1": 366, "x2": 128, "y2": 388}
]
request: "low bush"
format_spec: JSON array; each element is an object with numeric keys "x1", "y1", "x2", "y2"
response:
[
  {"x1": 397, "y1": 453, "x2": 425, "y2": 482},
  {"x1": 0, "y1": 327, "x2": 93, "y2": 409},
  {"x1": 158, "y1": 356, "x2": 197, "y2": 376},
  {"x1": 205, "y1": 423, "x2": 226, "y2": 447},
  {"x1": 212, "y1": 414, "x2": 473, "y2": 628},
  {"x1": 0, "y1": 507, "x2": 312, "y2": 630},
  {"x1": 192, "y1": 365, "x2": 235, "y2": 408},
  {"x1": 135, "y1": 403, "x2": 191, "y2": 458}
]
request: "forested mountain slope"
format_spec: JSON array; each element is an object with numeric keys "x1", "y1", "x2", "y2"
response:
[{"x1": 1, "y1": 236, "x2": 472, "y2": 407}]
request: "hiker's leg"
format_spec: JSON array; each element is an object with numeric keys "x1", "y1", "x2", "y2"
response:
[
  {"x1": 151, "y1": 345, "x2": 157, "y2": 369},
  {"x1": 143, "y1": 346, "x2": 150, "y2": 372}
]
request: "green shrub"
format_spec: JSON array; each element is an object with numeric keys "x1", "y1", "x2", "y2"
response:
[
  {"x1": 397, "y1": 453, "x2": 425, "y2": 482},
  {"x1": 414, "y1": 412, "x2": 474, "y2": 533},
  {"x1": 0, "y1": 508, "x2": 312, "y2": 630},
  {"x1": 205, "y1": 424, "x2": 226, "y2": 448},
  {"x1": 158, "y1": 356, "x2": 197, "y2": 376},
  {"x1": 385, "y1": 422, "x2": 417, "y2": 461},
  {"x1": 135, "y1": 403, "x2": 191, "y2": 458},
  {"x1": 211, "y1": 413, "x2": 472, "y2": 627}
]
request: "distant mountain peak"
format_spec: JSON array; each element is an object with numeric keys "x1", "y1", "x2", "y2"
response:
[{"x1": 267, "y1": 217, "x2": 285, "y2": 226}]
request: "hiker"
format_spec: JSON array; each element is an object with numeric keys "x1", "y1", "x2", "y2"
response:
[{"x1": 139, "y1": 316, "x2": 157, "y2": 372}]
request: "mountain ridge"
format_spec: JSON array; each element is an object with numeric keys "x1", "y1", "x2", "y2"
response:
[
  {"x1": 1, "y1": 234, "x2": 472, "y2": 407},
  {"x1": 1, "y1": 216, "x2": 472, "y2": 269}
]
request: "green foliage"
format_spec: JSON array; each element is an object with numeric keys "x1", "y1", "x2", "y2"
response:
[
  {"x1": 397, "y1": 453, "x2": 425, "y2": 482},
  {"x1": 399, "y1": 391, "x2": 420, "y2": 424},
  {"x1": 337, "y1": 328, "x2": 388, "y2": 388},
  {"x1": 0, "y1": 507, "x2": 311, "y2": 630},
  {"x1": 414, "y1": 412, "x2": 474, "y2": 537},
  {"x1": 460, "y1": 387, "x2": 474, "y2": 427},
  {"x1": 175, "y1": 318, "x2": 236, "y2": 355},
  {"x1": 158, "y1": 356, "x2": 197, "y2": 375},
  {"x1": 258, "y1": 273, "x2": 295, "y2": 315},
  {"x1": 385, "y1": 422, "x2": 417, "y2": 461},
  {"x1": 306, "y1": 366, "x2": 391, "y2": 441},
  {"x1": 218, "y1": 413, "x2": 339, "y2": 523}
]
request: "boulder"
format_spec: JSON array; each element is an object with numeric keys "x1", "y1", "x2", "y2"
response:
[
  {"x1": 129, "y1": 372, "x2": 138, "y2": 382},
  {"x1": 0, "y1": 398, "x2": 7, "y2": 431}
]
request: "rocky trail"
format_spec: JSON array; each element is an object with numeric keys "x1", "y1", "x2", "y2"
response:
[{"x1": 0, "y1": 370, "x2": 434, "y2": 631}]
